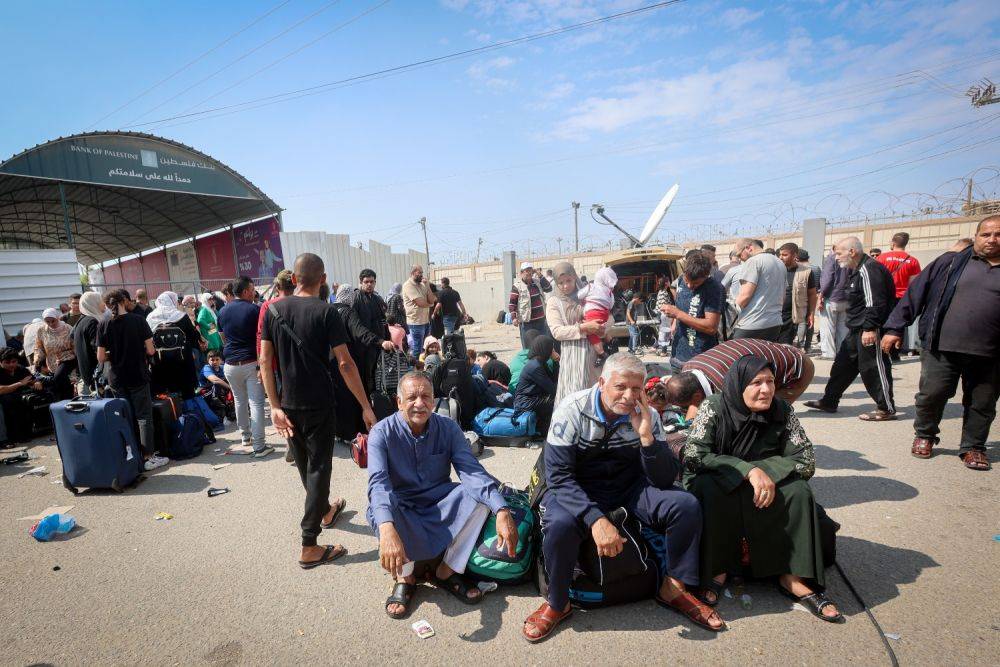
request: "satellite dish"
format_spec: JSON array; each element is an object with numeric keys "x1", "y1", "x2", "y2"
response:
[{"x1": 638, "y1": 183, "x2": 679, "y2": 245}]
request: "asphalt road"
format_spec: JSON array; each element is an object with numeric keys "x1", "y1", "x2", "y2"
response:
[{"x1": 1, "y1": 323, "x2": 997, "y2": 666}]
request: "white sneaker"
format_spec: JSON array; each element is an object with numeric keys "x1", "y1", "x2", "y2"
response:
[
  {"x1": 251, "y1": 446, "x2": 275, "y2": 459},
  {"x1": 144, "y1": 456, "x2": 169, "y2": 472}
]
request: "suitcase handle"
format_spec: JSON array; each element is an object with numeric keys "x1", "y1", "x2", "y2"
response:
[{"x1": 65, "y1": 401, "x2": 91, "y2": 413}]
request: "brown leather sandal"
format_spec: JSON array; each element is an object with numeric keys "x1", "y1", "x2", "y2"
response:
[
  {"x1": 960, "y1": 450, "x2": 991, "y2": 471},
  {"x1": 522, "y1": 602, "x2": 573, "y2": 643},
  {"x1": 911, "y1": 437, "x2": 935, "y2": 459},
  {"x1": 656, "y1": 591, "x2": 726, "y2": 631}
]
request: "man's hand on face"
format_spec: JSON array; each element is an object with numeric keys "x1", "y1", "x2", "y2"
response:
[
  {"x1": 591, "y1": 517, "x2": 626, "y2": 558},
  {"x1": 495, "y1": 509, "x2": 520, "y2": 558},
  {"x1": 629, "y1": 390, "x2": 655, "y2": 445}
]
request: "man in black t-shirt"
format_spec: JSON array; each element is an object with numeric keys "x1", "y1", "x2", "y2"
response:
[
  {"x1": 96, "y1": 289, "x2": 167, "y2": 471},
  {"x1": 260, "y1": 252, "x2": 377, "y2": 569},
  {"x1": 1, "y1": 347, "x2": 44, "y2": 443},
  {"x1": 433, "y1": 277, "x2": 466, "y2": 336}
]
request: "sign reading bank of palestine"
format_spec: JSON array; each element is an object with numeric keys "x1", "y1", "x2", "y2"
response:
[{"x1": 0, "y1": 135, "x2": 259, "y2": 199}]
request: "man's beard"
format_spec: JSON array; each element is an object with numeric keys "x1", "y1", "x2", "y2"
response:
[{"x1": 413, "y1": 275, "x2": 423, "y2": 283}]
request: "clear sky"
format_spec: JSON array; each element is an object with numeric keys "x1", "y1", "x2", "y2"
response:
[{"x1": 3, "y1": 0, "x2": 999, "y2": 264}]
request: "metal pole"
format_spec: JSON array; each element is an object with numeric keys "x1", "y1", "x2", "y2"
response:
[
  {"x1": 572, "y1": 202, "x2": 580, "y2": 252},
  {"x1": 58, "y1": 182, "x2": 75, "y2": 248},
  {"x1": 419, "y1": 217, "x2": 430, "y2": 266}
]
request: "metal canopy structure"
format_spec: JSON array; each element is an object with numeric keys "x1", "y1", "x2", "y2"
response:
[{"x1": 0, "y1": 132, "x2": 281, "y2": 265}]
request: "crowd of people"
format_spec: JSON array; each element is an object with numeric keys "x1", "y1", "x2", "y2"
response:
[{"x1": 2, "y1": 214, "x2": 995, "y2": 643}]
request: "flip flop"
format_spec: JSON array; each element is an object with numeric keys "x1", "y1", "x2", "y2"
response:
[
  {"x1": 320, "y1": 498, "x2": 347, "y2": 529},
  {"x1": 858, "y1": 411, "x2": 897, "y2": 422},
  {"x1": 298, "y1": 544, "x2": 346, "y2": 569}
]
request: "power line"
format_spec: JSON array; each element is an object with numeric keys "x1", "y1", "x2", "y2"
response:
[
  {"x1": 122, "y1": 0, "x2": 688, "y2": 128},
  {"x1": 124, "y1": 0, "x2": 345, "y2": 126},
  {"x1": 84, "y1": 0, "x2": 292, "y2": 130}
]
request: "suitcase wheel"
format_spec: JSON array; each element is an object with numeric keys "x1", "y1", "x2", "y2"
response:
[
  {"x1": 111, "y1": 479, "x2": 123, "y2": 493},
  {"x1": 62, "y1": 476, "x2": 79, "y2": 495}
]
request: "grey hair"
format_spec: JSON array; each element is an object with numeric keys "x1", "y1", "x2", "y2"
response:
[
  {"x1": 396, "y1": 371, "x2": 434, "y2": 398},
  {"x1": 837, "y1": 236, "x2": 864, "y2": 254},
  {"x1": 600, "y1": 352, "x2": 646, "y2": 381}
]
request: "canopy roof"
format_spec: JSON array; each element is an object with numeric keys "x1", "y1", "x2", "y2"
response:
[{"x1": 0, "y1": 132, "x2": 280, "y2": 265}]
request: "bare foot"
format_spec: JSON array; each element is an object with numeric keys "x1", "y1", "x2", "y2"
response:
[{"x1": 659, "y1": 576, "x2": 725, "y2": 630}]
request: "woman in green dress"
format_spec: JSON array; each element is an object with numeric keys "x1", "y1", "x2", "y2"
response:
[{"x1": 683, "y1": 356, "x2": 843, "y2": 623}]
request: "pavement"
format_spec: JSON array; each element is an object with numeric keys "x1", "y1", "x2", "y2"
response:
[{"x1": 1, "y1": 322, "x2": 997, "y2": 666}]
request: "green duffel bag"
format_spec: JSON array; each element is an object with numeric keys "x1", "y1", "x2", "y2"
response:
[{"x1": 466, "y1": 485, "x2": 537, "y2": 585}]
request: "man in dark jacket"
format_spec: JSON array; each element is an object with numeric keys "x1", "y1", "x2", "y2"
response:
[
  {"x1": 818, "y1": 245, "x2": 851, "y2": 359},
  {"x1": 805, "y1": 237, "x2": 897, "y2": 420},
  {"x1": 351, "y1": 268, "x2": 391, "y2": 394},
  {"x1": 882, "y1": 216, "x2": 1000, "y2": 470}
]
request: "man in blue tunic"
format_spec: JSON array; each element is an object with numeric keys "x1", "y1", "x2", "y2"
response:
[
  {"x1": 367, "y1": 371, "x2": 519, "y2": 619},
  {"x1": 522, "y1": 353, "x2": 725, "y2": 642}
]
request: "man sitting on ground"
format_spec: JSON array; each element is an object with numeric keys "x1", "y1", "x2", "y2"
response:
[
  {"x1": 665, "y1": 339, "x2": 815, "y2": 420},
  {"x1": 523, "y1": 353, "x2": 723, "y2": 642},
  {"x1": 367, "y1": 371, "x2": 518, "y2": 619},
  {"x1": 200, "y1": 350, "x2": 236, "y2": 422},
  {"x1": 0, "y1": 347, "x2": 45, "y2": 444}
]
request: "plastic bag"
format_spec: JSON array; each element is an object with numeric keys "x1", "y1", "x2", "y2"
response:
[{"x1": 29, "y1": 513, "x2": 76, "y2": 542}]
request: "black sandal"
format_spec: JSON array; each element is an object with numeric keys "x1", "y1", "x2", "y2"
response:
[
  {"x1": 697, "y1": 578, "x2": 726, "y2": 607},
  {"x1": 320, "y1": 498, "x2": 347, "y2": 529},
  {"x1": 778, "y1": 585, "x2": 844, "y2": 623},
  {"x1": 385, "y1": 582, "x2": 416, "y2": 619},
  {"x1": 298, "y1": 544, "x2": 347, "y2": 569},
  {"x1": 435, "y1": 572, "x2": 483, "y2": 605}
]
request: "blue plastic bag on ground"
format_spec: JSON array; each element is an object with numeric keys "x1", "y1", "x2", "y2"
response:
[{"x1": 30, "y1": 513, "x2": 76, "y2": 541}]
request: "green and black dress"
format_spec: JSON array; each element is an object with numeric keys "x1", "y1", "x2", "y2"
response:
[{"x1": 682, "y1": 392, "x2": 824, "y2": 587}]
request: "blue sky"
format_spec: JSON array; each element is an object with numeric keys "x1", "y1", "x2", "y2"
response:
[{"x1": 3, "y1": 0, "x2": 999, "y2": 264}]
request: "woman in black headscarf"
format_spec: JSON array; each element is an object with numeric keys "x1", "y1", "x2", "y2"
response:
[
  {"x1": 481, "y1": 358, "x2": 512, "y2": 388},
  {"x1": 513, "y1": 335, "x2": 558, "y2": 435},
  {"x1": 682, "y1": 356, "x2": 842, "y2": 623}
]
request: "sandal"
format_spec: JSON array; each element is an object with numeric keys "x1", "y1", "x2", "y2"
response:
[
  {"x1": 859, "y1": 410, "x2": 897, "y2": 422},
  {"x1": 320, "y1": 498, "x2": 347, "y2": 529},
  {"x1": 656, "y1": 591, "x2": 726, "y2": 632},
  {"x1": 778, "y1": 585, "x2": 844, "y2": 623},
  {"x1": 803, "y1": 400, "x2": 837, "y2": 413},
  {"x1": 434, "y1": 572, "x2": 482, "y2": 605},
  {"x1": 298, "y1": 544, "x2": 347, "y2": 569},
  {"x1": 960, "y1": 450, "x2": 991, "y2": 471},
  {"x1": 522, "y1": 602, "x2": 573, "y2": 643},
  {"x1": 696, "y1": 578, "x2": 726, "y2": 607},
  {"x1": 385, "y1": 582, "x2": 416, "y2": 619},
  {"x1": 911, "y1": 437, "x2": 935, "y2": 459}
]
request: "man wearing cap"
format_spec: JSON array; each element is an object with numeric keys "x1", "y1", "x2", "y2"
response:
[{"x1": 508, "y1": 262, "x2": 552, "y2": 349}]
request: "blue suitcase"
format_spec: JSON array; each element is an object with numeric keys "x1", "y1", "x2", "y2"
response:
[{"x1": 50, "y1": 397, "x2": 143, "y2": 494}]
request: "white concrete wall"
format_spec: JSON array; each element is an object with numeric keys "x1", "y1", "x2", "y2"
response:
[
  {"x1": 278, "y1": 232, "x2": 427, "y2": 293},
  {"x1": 0, "y1": 249, "x2": 82, "y2": 336}
]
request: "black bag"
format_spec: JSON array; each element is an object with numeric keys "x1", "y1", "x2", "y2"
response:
[
  {"x1": 441, "y1": 330, "x2": 467, "y2": 360},
  {"x1": 370, "y1": 391, "x2": 396, "y2": 422},
  {"x1": 22, "y1": 390, "x2": 55, "y2": 434},
  {"x1": 151, "y1": 397, "x2": 179, "y2": 457},
  {"x1": 152, "y1": 325, "x2": 186, "y2": 362},
  {"x1": 375, "y1": 349, "x2": 409, "y2": 394},
  {"x1": 496, "y1": 310, "x2": 506, "y2": 324},
  {"x1": 432, "y1": 358, "x2": 477, "y2": 429}
]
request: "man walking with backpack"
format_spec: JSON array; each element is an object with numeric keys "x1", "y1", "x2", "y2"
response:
[
  {"x1": 260, "y1": 253, "x2": 377, "y2": 569},
  {"x1": 218, "y1": 277, "x2": 272, "y2": 458}
]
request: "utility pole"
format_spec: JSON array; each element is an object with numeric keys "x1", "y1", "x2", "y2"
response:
[
  {"x1": 572, "y1": 202, "x2": 580, "y2": 252},
  {"x1": 475, "y1": 237, "x2": 483, "y2": 264},
  {"x1": 556, "y1": 236, "x2": 563, "y2": 254},
  {"x1": 418, "y1": 216, "x2": 430, "y2": 266},
  {"x1": 967, "y1": 79, "x2": 999, "y2": 107}
]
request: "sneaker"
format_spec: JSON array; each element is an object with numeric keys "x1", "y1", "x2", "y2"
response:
[
  {"x1": 144, "y1": 456, "x2": 169, "y2": 472},
  {"x1": 251, "y1": 446, "x2": 275, "y2": 459}
]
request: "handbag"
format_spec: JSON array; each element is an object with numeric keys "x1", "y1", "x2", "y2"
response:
[{"x1": 351, "y1": 433, "x2": 368, "y2": 468}]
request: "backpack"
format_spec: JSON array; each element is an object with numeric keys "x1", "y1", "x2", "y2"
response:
[
  {"x1": 465, "y1": 486, "x2": 537, "y2": 585},
  {"x1": 351, "y1": 433, "x2": 368, "y2": 468},
  {"x1": 441, "y1": 330, "x2": 467, "y2": 360},
  {"x1": 152, "y1": 324, "x2": 186, "y2": 362},
  {"x1": 183, "y1": 396, "x2": 222, "y2": 432},
  {"x1": 171, "y1": 413, "x2": 208, "y2": 460},
  {"x1": 432, "y1": 358, "x2": 477, "y2": 429},
  {"x1": 433, "y1": 396, "x2": 461, "y2": 423}
]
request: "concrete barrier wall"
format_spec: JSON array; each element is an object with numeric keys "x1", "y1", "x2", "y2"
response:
[
  {"x1": 279, "y1": 232, "x2": 427, "y2": 292},
  {"x1": 0, "y1": 249, "x2": 82, "y2": 336}
]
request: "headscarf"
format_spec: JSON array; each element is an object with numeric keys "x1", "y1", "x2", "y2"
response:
[
  {"x1": 522, "y1": 328, "x2": 541, "y2": 350},
  {"x1": 423, "y1": 335, "x2": 440, "y2": 352},
  {"x1": 199, "y1": 292, "x2": 216, "y2": 310},
  {"x1": 716, "y1": 356, "x2": 783, "y2": 460},
  {"x1": 390, "y1": 283, "x2": 402, "y2": 296},
  {"x1": 42, "y1": 307, "x2": 61, "y2": 321},
  {"x1": 146, "y1": 291, "x2": 187, "y2": 330},
  {"x1": 551, "y1": 262, "x2": 578, "y2": 301},
  {"x1": 528, "y1": 334, "x2": 554, "y2": 364},
  {"x1": 336, "y1": 283, "x2": 355, "y2": 305},
  {"x1": 79, "y1": 292, "x2": 105, "y2": 320},
  {"x1": 482, "y1": 359, "x2": 512, "y2": 386}
]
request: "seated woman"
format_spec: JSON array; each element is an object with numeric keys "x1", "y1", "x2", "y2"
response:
[
  {"x1": 683, "y1": 357, "x2": 842, "y2": 623},
  {"x1": 367, "y1": 372, "x2": 518, "y2": 619},
  {"x1": 512, "y1": 335, "x2": 559, "y2": 435}
]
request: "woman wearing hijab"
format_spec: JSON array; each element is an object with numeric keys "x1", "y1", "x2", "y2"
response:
[
  {"x1": 72, "y1": 292, "x2": 107, "y2": 396},
  {"x1": 513, "y1": 335, "x2": 559, "y2": 434},
  {"x1": 481, "y1": 357, "x2": 512, "y2": 388},
  {"x1": 545, "y1": 262, "x2": 606, "y2": 405},
  {"x1": 33, "y1": 307, "x2": 77, "y2": 400},
  {"x1": 682, "y1": 357, "x2": 841, "y2": 623},
  {"x1": 146, "y1": 291, "x2": 202, "y2": 399},
  {"x1": 196, "y1": 292, "x2": 223, "y2": 353}
]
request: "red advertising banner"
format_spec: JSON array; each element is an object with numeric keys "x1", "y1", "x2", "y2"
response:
[
  {"x1": 195, "y1": 230, "x2": 237, "y2": 287},
  {"x1": 141, "y1": 250, "x2": 170, "y2": 298},
  {"x1": 120, "y1": 257, "x2": 143, "y2": 288},
  {"x1": 234, "y1": 216, "x2": 284, "y2": 280},
  {"x1": 103, "y1": 263, "x2": 123, "y2": 286}
]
